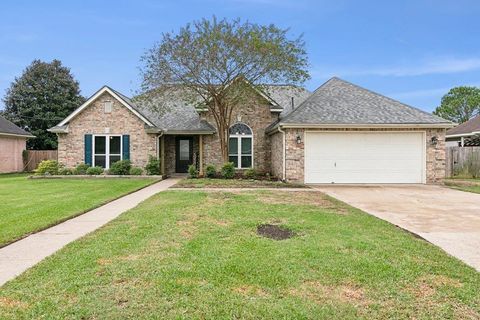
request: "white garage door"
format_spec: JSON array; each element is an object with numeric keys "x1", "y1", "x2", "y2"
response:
[{"x1": 304, "y1": 132, "x2": 425, "y2": 184}]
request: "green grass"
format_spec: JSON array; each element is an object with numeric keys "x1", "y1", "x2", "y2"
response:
[
  {"x1": 0, "y1": 174, "x2": 157, "y2": 246},
  {"x1": 1, "y1": 190, "x2": 478, "y2": 319},
  {"x1": 174, "y1": 178, "x2": 307, "y2": 188},
  {"x1": 444, "y1": 178, "x2": 480, "y2": 194}
]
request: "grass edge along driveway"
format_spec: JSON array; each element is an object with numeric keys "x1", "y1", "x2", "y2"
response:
[
  {"x1": 0, "y1": 189, "x2": 478, "y2": 319},
  {"x1": 0, "y1": 174, "x2": 158, "y2": 246}
]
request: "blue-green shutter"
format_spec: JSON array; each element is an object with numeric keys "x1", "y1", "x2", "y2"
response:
[
  {"x1": 84, "y1": 134, "x2": 92, "y2": 165},
  {"x1": 122, "y1": 135, "x2": 130, "y2": 160}
]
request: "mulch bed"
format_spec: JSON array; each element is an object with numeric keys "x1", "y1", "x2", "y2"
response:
[{"x1": 257, "y1": 224, "x2": 295, "y2": 240}]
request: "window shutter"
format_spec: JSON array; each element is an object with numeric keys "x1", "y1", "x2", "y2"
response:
[
  {"x1": 84, "y1": 134, "x2": 92, "y2": 165},
  {"x1": 122, "y1": 135, "x2": 130, "y2": 160}
]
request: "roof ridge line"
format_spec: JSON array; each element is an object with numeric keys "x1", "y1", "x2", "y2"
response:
[{"x1": 279, "y1": 77, "x2": 337, "y2": 122}]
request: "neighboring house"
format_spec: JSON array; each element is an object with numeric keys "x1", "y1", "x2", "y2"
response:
[
  {"x1": 49, "y1": 77, "x2": 453, "y2": 184},
  {"x1": 0, "y1": 115, "x2": 34, "y2": 173},
  {"x1": 445, "y1": 115, "x2": 480, "y2": 147}
]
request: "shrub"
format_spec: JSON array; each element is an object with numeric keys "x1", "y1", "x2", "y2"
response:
[
  {"x1": 221, "y1": 162, "x2": 235, "y2": 179},
  {"x1": 145, "y1": 155, "x2": 161, "y2": 175},
  {"x1": 74, "y1": 163, "x2": 90, "y2": 175},
  {"x1": 129, "y1": 167, "x2": 143, "y2": 175},
  {"x1": 205, "y1": 164, "x2": 216, "y2": 178},
  {"x1": 188, "y1": 164, "x2": 199, "y2": 178},
  {"x1": 244, "y1": 168, "x2": 256, "y2": 179},
  {"x1": 109, "y1": 160, "x2": 131, "y2": 175},
  {"x1": 58, "y1": 167, "x2": 74, "y2": 175},
  {"x1": 35, "y1": 160, "x2": 59, "y2": 175},
  {"x1": 86, "y1": 166, "x2": 104, "y2": 175}
]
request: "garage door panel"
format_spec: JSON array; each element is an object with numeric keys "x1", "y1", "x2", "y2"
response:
[{"x1": 305, "y1": 132, "x2": 424, "y2": 184}]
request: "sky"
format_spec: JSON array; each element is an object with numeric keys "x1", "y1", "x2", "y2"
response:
[{"x1": 1, "y1": 0, "x2": 480, "y2": 112}]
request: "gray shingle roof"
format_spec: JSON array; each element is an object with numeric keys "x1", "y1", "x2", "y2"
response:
[
  {"x1": 132, "y1": 84, "x2": 309, "y2": 133},
  {"x1": 446, "y1": 114, "x2": 480, "y2": 136},
  {"x1": 0, "y1": 115, "x2": 34, "y2": 137},
  {"x1": 279, "y1": 77, "x2": 452, "y2": 125}
]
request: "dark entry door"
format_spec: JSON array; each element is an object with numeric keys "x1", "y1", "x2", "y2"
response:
[{"x1": 175, "y1": 137, "x2": 193, "y2": 173}]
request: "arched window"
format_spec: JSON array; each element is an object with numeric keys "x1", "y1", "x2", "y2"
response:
[{"x1": 228, "y1": 122, "x2": 253, "y2": 168}]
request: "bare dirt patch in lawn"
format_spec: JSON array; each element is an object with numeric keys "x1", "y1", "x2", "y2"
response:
[
  {"x1": 289, "y1": 281, "x2": 370, "y2": 307},
  {"x1": 0, "y1": 297, "x2": 28, "y2": 309},
  {"x1": 405, "y1": 274, "x2": 463, "y2": 299},
  {"x1": 233, "y1": 285, "x2": 270, "y2": 298},
  {"x1": 257, "y1": 224, "x2": 295, "y2": 240},
  {"x1": 256, "y1": 191, "x2": 349, "y2": 214}
]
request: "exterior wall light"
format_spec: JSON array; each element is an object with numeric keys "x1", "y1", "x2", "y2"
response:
[
  {"x1": 296, "y1": 135, "x2": 302, "y2": 144},
  {"x1": 430, "y1": 136, "x2": 438, "y2": 146}
]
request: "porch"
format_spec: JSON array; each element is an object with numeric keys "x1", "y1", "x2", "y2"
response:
[{"x1": 159, "y1": 134, "x2": 206, "y2": 176}]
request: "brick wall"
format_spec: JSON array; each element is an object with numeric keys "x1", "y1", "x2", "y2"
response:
[
  {"x1": 282, "y1": 127, "x2": 446, "y2": 184},
  {"x1": 57, "y1": 92, "x2": 157, "y2": 168},
  {"x1": 201, "y1": 89, "x2": 279, "y2": 172},
  {"x1": 0, "y1": 136, "x2": 26, "y2": 173},
  {"x1": 270, "y1": 131, "x2": 283, "y2": 179}
]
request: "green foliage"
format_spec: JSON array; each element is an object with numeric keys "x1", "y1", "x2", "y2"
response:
[
  {"x1": 433, "y1": 86, "x2": 480, "y2": 123},
  {"x1": 0, "y1": 174, "x2": 156, "y2": 246},
  {"x1": 1, "y1": 59, "x2": 85, "y2": 150},
  {"x1": 35, "y1": 160, "x2": 59, "y2": 175},
  {"x1": 145, "y1": 156, "x2": 161, "y2": 175},
  {"x1": 1, "y1": 190, "x2": 479, "y2": 318},
  {"x1": 221, "y1": 162, "x2": 235, "y2": 179},
  {"x1": 140, "y1": 17, "x2": 309, "y2": 162},
  {"x1": 188, "y1": 164, "x2": 199, "y2": 179},
  {"x1": 109, "y1": 160, "x2": 131, "y2": 175},
  {"x1": 74, "y1": 163, "x2": 90, "y2": 175},
  {"x1": 205, "y1": 164, "x2": 216, "y2": 178},
  {"x1": 58, "y1": 167, "x2": 74, "y2": 175},
  {"x1": 86, "y1": 166, "x2": 104, "y2": 175},
  {"x1": 243, "y1": 168, "x2": 257, "y2": 179},
  {"x1": 129, "y1": 167, "x2": 143, "y2": 176}
]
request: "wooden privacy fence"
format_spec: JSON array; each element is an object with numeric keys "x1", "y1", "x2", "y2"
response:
[
  {"x1": 445, "y1": 146, "x2": 480, "y2": 178},
  {"x1": 23, "y1": 150, "x2": 58, "y2": 172}
]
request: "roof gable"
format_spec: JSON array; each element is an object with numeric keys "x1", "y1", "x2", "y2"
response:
[
  {"x1": 57, "y1": 86, "x2": 154, "y2": 127},
  {"x1": 279, "y1": 77, "x2": 453, "y2": 126}
]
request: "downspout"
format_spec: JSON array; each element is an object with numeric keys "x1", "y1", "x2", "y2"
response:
[{"x1": 277, "y1": 126, "x2": 286, "y2": 181}]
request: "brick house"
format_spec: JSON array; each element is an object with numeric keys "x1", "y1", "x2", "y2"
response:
[
  {"x1": 50, "y1": 77, "x2": 453, "y2": 184},
  {"x1": 0, "y1": 115, "x2": 34, "y2": 173}
]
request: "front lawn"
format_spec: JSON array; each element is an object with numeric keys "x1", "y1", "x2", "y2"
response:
[
  {"x1": 1, "y1": 190, "x2": 478, "y2": 319},
  {"x1": 444, "y1": 178, "x2": 480, "y2": 194},
  {"x1": 173, "y1": 177, "x2": 307, "y2": 188},
  {"x1": 0, "y1": 174, "x2": 157, "y2": 246}
]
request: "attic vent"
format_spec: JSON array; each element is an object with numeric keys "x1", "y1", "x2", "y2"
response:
[{"x1": 104, "y1": 101, "x2": 112, "y2": 113}]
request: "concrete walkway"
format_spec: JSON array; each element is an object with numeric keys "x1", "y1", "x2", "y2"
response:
[
  {"x1": 315, "y1": 185, "x2": 480, "y2": 272},
  {"x1": 0, "y1": 178, "x2": 179, "y2": 287}
]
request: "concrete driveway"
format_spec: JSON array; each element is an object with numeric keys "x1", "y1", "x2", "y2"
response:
[{"x1": 314, "y1": 185, "x2": 480, "y2": 271}]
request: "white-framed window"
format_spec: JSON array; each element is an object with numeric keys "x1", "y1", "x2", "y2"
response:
[
  {"x1": 93, "y1": 135, "x2": 122, "y2": 169},
  {"x1": 228, "y1": 122, "x2": 253, "y2": 169}
]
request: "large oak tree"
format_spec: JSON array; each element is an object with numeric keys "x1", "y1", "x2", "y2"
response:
[
  {"x1": 2, "y1": 59, "x2": 85, "y2": 149},
  {"x1": 140, "y1": 17, "x2": 310, "y2": 161}
]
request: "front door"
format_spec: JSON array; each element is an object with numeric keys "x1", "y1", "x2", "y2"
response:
[{"x1": 175, "y1": 137, "x2": 193, "y2": 173}]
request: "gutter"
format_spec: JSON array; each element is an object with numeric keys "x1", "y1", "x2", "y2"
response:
[
  {"x1": 278, "y1": 123, "x2": 456, "y2": 129},
  {"x1": 446, "y1": 131, "x2": 480, "y2": 138},
  {"x1": 0, "y1": 132, "x2": 35, "y2": 138}
]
